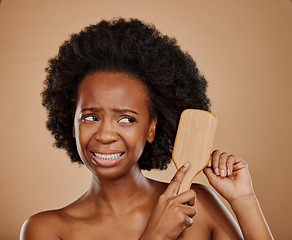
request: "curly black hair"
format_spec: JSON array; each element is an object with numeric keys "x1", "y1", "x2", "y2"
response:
[{"x1": 41, "y1": 18, "x2": 210, "y2": 171}]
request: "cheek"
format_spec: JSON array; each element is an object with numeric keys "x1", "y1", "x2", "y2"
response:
[
  {"x1": 75, "y1": 125, "x2": 91, "y2": 164},
  {"x1": 124, "y1": 127, "x2": 149, "y2": 160},
  {"x1": 132, "y1": 139, "x2": 146, "y2": 160}
]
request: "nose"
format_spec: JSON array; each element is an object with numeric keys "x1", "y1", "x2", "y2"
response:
[{"x1": 94, "y1": 120, "x2": 119, "y2": 143}]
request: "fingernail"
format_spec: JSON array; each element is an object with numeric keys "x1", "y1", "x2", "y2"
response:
[
  {"x1": 214, "y1": 168, "x2": 220, "y2": 176},
  {"x1": 187, "y1": 216, "x2": 193, "y2": 224},
  {"x1": 208, "y1": 159, "x2": 211, "y2": 167},
  {"x1": 227, "y1": 169, "x2": 231, "y2": 176},
  {"x1": 220, "y1": 169, "x2": 225, "y2": 177},
  {"x1": 184, "y1": 162, "x2": 190, "y2": 167}
]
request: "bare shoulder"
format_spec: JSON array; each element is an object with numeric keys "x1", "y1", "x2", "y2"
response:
[
  {"x1": 20, "y1": 209, "x2": 65, "y2": 240},
  {"x1": 192, "y1": 183, "x2": 224, "y2": 205},
  {"x1": 191, "y1": 183, "x2": 243, "y2": 239},
  {"x1": 191, "y1": 183, "x2": 234, "y2": 221}
]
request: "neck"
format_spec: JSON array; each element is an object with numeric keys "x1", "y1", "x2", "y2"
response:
[{"x1": 86, "y1": 164, "x2": 154, "y2": 214}]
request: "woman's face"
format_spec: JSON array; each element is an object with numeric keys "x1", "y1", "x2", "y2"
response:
[{"x1": 73, "y1": 71, "x2": 156, "y2": 179}]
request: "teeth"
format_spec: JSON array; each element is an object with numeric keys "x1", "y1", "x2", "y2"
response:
[{"x1": 93, "y1": 152, "x2": 122, "y2": 160}]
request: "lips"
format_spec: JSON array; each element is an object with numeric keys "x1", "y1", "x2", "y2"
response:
[{"x1": 90, "y1": 151, "x2": 124, "y2": 167}]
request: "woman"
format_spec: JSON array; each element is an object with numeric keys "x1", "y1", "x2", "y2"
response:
[{"x1": 20, "y1": 18, "x2": 273, "y2": 239}]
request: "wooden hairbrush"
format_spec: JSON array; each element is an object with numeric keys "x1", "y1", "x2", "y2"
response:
[{"x1": 172, "y1": 109, "x2": 217, "y2": 194}]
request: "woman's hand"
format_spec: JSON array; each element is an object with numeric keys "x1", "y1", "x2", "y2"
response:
[
  {"x1": 140, "y1": 162, "x2": 197, "y2": 240},
  {"x1": 203, "y1": 150, "x2": 254, "y2": 204},
  {"x1": 204, "y1": 150, "x2": 274, "y2": 239}
]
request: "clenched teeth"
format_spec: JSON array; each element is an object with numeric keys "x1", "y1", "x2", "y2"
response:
[{"x1": 93, "y1": 152, "x2": 122, "y2": 160}]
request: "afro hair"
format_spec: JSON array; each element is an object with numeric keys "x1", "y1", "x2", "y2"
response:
[{"x1": 41, "y1": 18, "x2": 210, "y2": 170}]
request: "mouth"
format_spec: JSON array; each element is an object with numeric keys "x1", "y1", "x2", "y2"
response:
[
  {"x1": 92, "y1": 152, "x2": 124, "y2": 160},
  {"x1": 90, "y1": 151, "x2": 125, "y2": 167}
]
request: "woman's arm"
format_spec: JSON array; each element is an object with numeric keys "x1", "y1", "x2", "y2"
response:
[
  {"x1": 230, "y1": 195, "x2": 273, "y2": 239},
  {"x1": 204, "y1": 150, "x2": 274, "y2": 240}
]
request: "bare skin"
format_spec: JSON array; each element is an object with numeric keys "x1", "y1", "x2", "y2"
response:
[{"x1": 20, "y1": 71, "x2": 273, "y2": 240}]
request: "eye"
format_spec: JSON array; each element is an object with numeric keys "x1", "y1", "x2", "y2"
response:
[
  {"x1": 119, "y1": 117, "x2": 136, "y2": 124},
  {"x1": 81, "y1": 115, "x2": 99, "y2": 122}
]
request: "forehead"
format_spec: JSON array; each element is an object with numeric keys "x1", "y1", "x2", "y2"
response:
[{"x1": 77, "y1": 71, "x2": 150, "y2": 110}]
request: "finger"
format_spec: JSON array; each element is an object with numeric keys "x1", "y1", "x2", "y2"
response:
[
  {"x1": 185, "y1": 215, "x2": 194, "y2": 228},
  {"x1": 211, "y1": 150, "x2": 221, "y2": 176},
  {"x1": 203, "y1": 167, "x2": 218, "y2": 186},
  {"x1": 164, "y1": 162, "x2": 191, "y2": 197},
  {"x1": 226, "y1": 154, "x2": 236, "y2": 176},
  {"x1": 179, "y1": 212, "x2": 194, "y2": 229},
  {"x1": 233, "y1": 158, "x2": 248, "y2": 172},
  {"x1": 175, "y1": 189, "x2": 196, "y2": 206},
  {"x1": 183, "y1": 205, "x2": 197, "y2": 219},
  {"x1": 218, "y1": 152, "x2": 228, "y2": 177}
]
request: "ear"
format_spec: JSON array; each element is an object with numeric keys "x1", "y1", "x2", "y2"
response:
[{"x1": 147, "y1": 116, "x2": 157, "y2": 143}]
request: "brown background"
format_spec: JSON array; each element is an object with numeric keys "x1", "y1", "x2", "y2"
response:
[{"x1": 0, "y1": 0, "x2": 291, "y2": 239}]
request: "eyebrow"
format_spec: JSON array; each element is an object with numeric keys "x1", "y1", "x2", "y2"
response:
[{"x1": 81, "y1": 107, "x2": 138, "y2": 115}]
